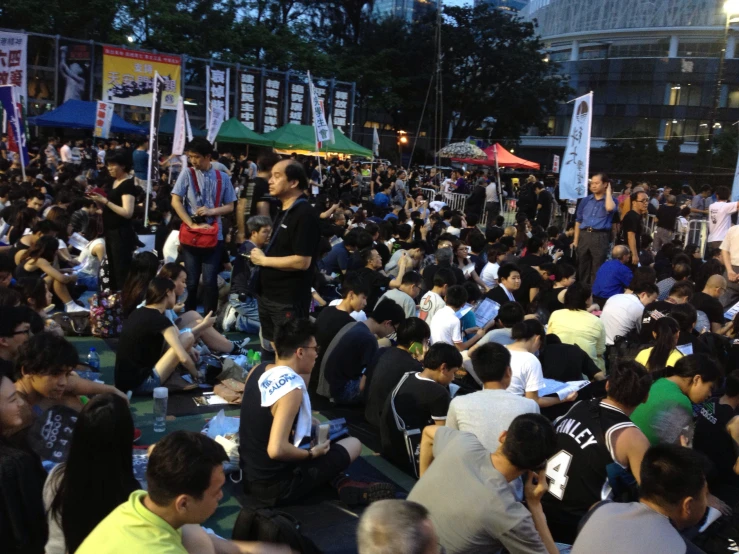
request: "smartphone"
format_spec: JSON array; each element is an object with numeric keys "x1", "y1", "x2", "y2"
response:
[{"x1": 317, "y1": 423, "x2": 330, "y2": 444}]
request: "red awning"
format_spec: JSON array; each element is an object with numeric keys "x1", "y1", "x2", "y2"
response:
[{"x1": 452, "y1": 143, "x2": 540, "y2": 170}]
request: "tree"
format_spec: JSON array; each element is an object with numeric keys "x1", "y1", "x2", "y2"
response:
[
  {"x1": 661, "y1": 137, "x2": 683, "y2": 171},
  {"x1": 712, "y1": 129, "x2": 739, "y2": 172},
  {"x1": 440, "y1": 4, "x2": 571, "y2": 141}
]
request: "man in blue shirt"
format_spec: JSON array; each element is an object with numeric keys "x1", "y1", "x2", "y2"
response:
[
  {"x1": 574, "y1": 173, "x2": 618, "y2": 284},
  {"x1": 374, "y1": 183, "x2": 391, "y2": 208},
  {"x1": 171, "y1": 137, "x2": 236, "y2": 315},
  {"x1": 319, "y1": 228, "x2": 360, "y2": 276},
  {"x1": 592, "y1": 245, "x2": 633, "y2": 306},
  {"x1": 132, "y1": 140, "x2": 149, "y2": 190}
]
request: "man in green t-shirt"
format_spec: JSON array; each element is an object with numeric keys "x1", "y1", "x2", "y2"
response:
[{"x1": 77, "y1": 431, "x2": 290, "y2": 554}]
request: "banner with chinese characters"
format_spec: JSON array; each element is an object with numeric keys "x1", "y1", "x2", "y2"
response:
[
  {"x1": 287, "y1": 76, "x2": 306, "y2": 125},
  {"x1": 93, "y1": 101, "x2": 114, "y2": 139},
  {"x1": 0, "y1": 86, "x2": 29, "y2": 170},
  {"x1": 552, "y1": 154, "x2": 560, "y2": 173},
  {"x1": 58, "y1": 42, "x2": 91, "y2": 103},
  {"x1": 206, "y1": 67, "x2": 229, "y2": 126},
  {"x1": 263, "y1": 72, "x2": 283, "y2": 133},
  {"x1": 237, "y1": 70, "x2": 259, "y2": 130},
  {"x1": 331, "y1": 86, "x2": 351, "y2": 128},
  {"x1": 559, "y1": 92, "x2": 592, "y2": 200},
  {"x1": 0, "y1": 32, "x2": 27, "y2": 98},
  {"x1": 102, "y1": 47, "x2": 180, "y2": 109},
  {"x1": 308, "y1": 72, "x2": 330, "y2": 148}
]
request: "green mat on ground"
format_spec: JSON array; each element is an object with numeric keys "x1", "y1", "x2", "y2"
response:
[{"x1": 68, "y1": 333, "x2": 416, "y2": 543}]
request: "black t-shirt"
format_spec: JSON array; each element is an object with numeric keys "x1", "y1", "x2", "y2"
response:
[
  {"x1": 537, "y1": 190, "x2": 553, "y2": 218},
  {"x1": 692, "y1": 292, "x2": 725, "y2": 325},
  {"x1": 323, "y1": 321, "x2": 378, "y2": 397},
  {"x1": 243, "y1": 176, "x2": 277, "y2": 218},
  {"x1": 619, "y1": 210, "x2": 642, "y2": 251},
  {"x1": 639, "y1": 300, "x2": 677, "y2": 343},
  {"x1": 514, "y1": 264, "x2": 543, "y2": 310},
  {"x1": 656, "y1": 204, "x2": 680, "y2": 231},
  {"x1": 365, "y1": 348, "x2": 422, "y2": 428},
  {"x1": 114, "y1": 307, "x2": 174, "y2": 391},
  {"x1": 313, "y1": 306, "x2": 355, "y2": 376},
  {"x1": 540, "y1": 343, "x2": 600, "y2": 382},
  {"x1": 352, "y1": 267, "x2": 392, "y2": 316},
  {"x1": 694, "y1": 397, "x2": 739, "y2": 489},
  {"x1": 259, "y1": 200, "x2": 321, "y2": 305},
  {"x1": 422, "y1": 262, "x2": 465, "y2": 292},
  {"x1": 103, "y1": 178, "x2": 136, "y2": 231},
  {"x1": 231, "y1": 241, "x2": 256, "y2": 296},
  {"x1": 380, "y1": 373, "x2": 450, "y2": 469},
  {"x1": 239, "y1": 363, "x2": 296, "y2": 483}
]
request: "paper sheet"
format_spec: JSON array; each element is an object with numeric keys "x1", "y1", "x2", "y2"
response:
[{"x1": 538, "y1": 379, "x2": 590, "y2": 401}]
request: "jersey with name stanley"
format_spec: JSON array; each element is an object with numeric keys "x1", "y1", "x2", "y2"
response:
[{"x1": 541, "y1": 400, "x2": 636, "y2": 521}]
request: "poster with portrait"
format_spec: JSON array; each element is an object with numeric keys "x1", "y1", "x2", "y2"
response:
[{"x1": 58, "y1": 42, "x2": 91, "y2": 103}]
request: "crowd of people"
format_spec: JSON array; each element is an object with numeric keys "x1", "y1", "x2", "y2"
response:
[{"x1": 2, "y1": 130, "x2": 739, "y2": 553}]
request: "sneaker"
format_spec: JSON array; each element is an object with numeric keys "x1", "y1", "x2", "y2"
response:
[
  {"x1": 336, "y1": 478, "x2": 396, "y2": 506},
  {"x1": 65, "y1": 302, "x2": 89, "y2": 314},
  {"x1": 222, "y1": 305, "x2": 239, "y2": 332},
  {"x1": 231, "y1": 342, "x2": 249, "y2": 357}
]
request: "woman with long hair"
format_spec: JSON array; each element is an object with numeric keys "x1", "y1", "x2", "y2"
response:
[
  {"x1": 451, "y1": 239, "x2": 489, "y2": 292},
  {"x1": 44, "y1": 206, "x2": 76, "y2": 265},
  {"x1": 44, "y1": 394, "x2": 139, "y2": 554},
  {"x1": 115, "y1": 277, "x2": 211, "y2": 394},
  {"x1": 547, "y1": 282, "x2": 607, "y2": 371},
  {"x1": 16, "y1": 236, "x2": 84, "y2": 313},
  {"x1": 635, "y1": 317, "x2": 683, "y2": 375},
  {"x1": 87, "y1": 150, "x2": 137, "y2": 291},
  {"x1": 17, "y1": 278, "x2": 63, "y2": 337},
  {"x1": 120, "y1": 251, "x2": 160, "y2": 317},
  {"x1": 7, "y1": 207, "x2": 40, "y2": 245},
  {"x1": 632, "y1": 354, "x2": 721, "y2": 445},
  {"x1": 534, "y1": 262, "x2": 576, "y2": 317},
  {"x1": 75, "y1": 216, "x2": 106, "y2": 290},
  {"x1": 10, "y1": 220, "x2": 59, "y2": 267},
  {"x1": 0, "y1": 366, "x2": 48, "y2": 553},
  {"x1": 157, "y1": 263, "x2": 249, "y2": 356}
]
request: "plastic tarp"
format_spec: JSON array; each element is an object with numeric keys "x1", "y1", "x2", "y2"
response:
[
  {"x1": 27, "y1": 100, "x2": 146, "y2": 135},
  {"x1": 215, "y1": 117, "x2": 273, "y2": 146},
  {"x1": 452, "y1": 142, "x2": 540, "y2": 170},
  {"x1": 263, "y1": 124, "x2": 373, "y2": 158}
]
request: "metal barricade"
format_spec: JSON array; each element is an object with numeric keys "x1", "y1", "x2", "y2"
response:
[
  {"x1": 446, "y1": 192, "x2": 468, "y2": 213},
  {"x1": 683, "y1": 219, "x2": 708, "y2": 256},
  {"x1": 420, "y1": 187, "x2": 437, "y2": 201},
  {"x1": 645, "y1": 214, "x2": 657, "y2": 236}
]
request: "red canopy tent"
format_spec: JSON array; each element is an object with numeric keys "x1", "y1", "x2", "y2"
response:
[{"x1": 452, "y1": 143, "x2": 540, "y2": 170}]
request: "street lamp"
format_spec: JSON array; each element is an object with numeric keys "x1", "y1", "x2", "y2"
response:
[{"x1": 397, "y1": 130, "x2": 408, "y2": 165}]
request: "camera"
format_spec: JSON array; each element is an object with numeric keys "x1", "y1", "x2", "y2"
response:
[{"x1": 191, "y1": 215, "x2": 206, "y2": 224}]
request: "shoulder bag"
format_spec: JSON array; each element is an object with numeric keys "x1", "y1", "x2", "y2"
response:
[
  {"x1": 179, "y1": 167, "x2": 222, "y2": 249},
  {"x1": 390, "y1": 371, "x2": 423, "y2": 478}
]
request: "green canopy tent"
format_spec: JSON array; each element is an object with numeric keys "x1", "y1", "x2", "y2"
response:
[
  {"x1": 215, "y1": 117, "x2": 273, "y2": 147},
  {"x1": 263, "y1": 123, "x2": 373, "y2": 158}
]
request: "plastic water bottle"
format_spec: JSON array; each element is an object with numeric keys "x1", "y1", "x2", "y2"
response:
[
  {"x1": 253, "y1": 351, "x2": 262, "y2": 366},
  {"x1": 153, "y1": 387, "x2": 168, "y2": 433},
  {"x1": 87, "y1": 348, "x2": 100, "y2": 371}
]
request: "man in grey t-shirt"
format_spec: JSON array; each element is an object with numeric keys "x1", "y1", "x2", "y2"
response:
[
  {"x1": 448, "y1": 343, "x2": 539, "y2": 452},
  {"x1": 408, "y1": 415, "x2": 558, "y2": 554},
  {"x1": 573, "y1": 444, "x2": 708, "y2": 554}
]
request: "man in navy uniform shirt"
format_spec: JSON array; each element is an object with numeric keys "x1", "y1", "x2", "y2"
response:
[{"x1": 574, "y1": 173, "x2": 618, "y2": 284}]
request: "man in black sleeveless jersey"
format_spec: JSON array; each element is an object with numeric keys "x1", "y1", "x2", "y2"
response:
[{"x1": 541, "y1": 361, "x2": 652, "y2": 544}]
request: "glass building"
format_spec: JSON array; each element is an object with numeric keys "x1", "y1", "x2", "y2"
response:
[
  {"x1": 473, "y1": 0, "x2": 529, "y2": 13},
  {"x1": 518, "y1": 0, "x2": 739, "y2": 165},
  {"x1": 372, "y1": 0, "x2": 437, "y2": 23}
]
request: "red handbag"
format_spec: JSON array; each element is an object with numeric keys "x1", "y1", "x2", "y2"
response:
[{"x1": 179, "y1": 168, "x2": 222, "y2": 249}]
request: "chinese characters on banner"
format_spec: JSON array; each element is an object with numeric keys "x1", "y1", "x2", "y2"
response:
[
  {"x1": 237, "y1": 70, "x2": 258, "y2": 130},
  {"x1": 559, "y1": 92, "x2": 593, "y2": 200},
  {"x1": 0, "y1": 86, "x2": 29, "y2": 171},
  {"x1": 102, "y1": 47, "x2": 180, "y2": 109},
  {"x1": 308, "y1": 72, "x2": 330, "y2": 148},
  {"x1": 206, "y1": 67, "x2": 230, "y2": 126},
  {"x1": 0, "y1": 32, "x2": 27, "y2": 102},
  {"x1": 288, "y1": 80, "x2": 305, "y2": 125},
  {"x1": 552, "y1": 154, "x2": 560, "y2": 173},
  {"x1": 263, "y1": 73, "x2": 282, "y2": 132},
  {"x1": 332, "y1": 87, "x2": 350, "y2": 128},
  {"x1": 93, "y1": 101, "x2": 114, "y2": 139}
]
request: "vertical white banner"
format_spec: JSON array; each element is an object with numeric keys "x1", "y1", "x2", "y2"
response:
[
  {"x1": 207, "y1": 106, "x2": 225, "y2": 144},
  {"x1": 308, "y1": 71, "x2": 330, "y2": 149},
  {"x1": 0, "y1": 32, "x2": 27, "y2": 109},
  {"x1": 93, "y1": 101, "x2": 114, "y2": 139},
  {"x1": 372, "y1": 127, "x2": 380, "y2": 157},
  {"x1": 559, "y1": 92, "x2": 593, "y2": 200},
  {"x1": 172, "y1": 96, "x2": 186, "y2": 155},
  {"x1": 552, "y1": 154, "x2": 560, "y2": 173},
  {"x1": 206, "y1": 67, "x2": 229, "y2": 127},
  {"x1": 732, "y1": 150, "x2": 739, "y2": 201}
]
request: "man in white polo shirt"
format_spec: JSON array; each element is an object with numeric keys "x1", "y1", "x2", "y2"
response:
[
  {"x1": 600, "y1": 283, "x2": 659, "y2": 345},
  {"x1": 708, "y1": 186, "x2": 739, "y2": 251}
]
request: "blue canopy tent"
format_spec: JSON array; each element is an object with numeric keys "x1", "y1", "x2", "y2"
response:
[
  {"x1": 27, "y1": 100, "x2": 146, "y2": 135},
  {"x1": 137, "y1": 110, "x2": 206, "y2": 137}
]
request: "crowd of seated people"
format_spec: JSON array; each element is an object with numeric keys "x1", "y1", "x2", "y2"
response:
[{"x1": 6, "y1": 153, "x2": 739, "y2": 554}]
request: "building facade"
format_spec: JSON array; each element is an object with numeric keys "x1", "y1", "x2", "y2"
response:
[
  {"x1": 473, "y1": 0, "x2": 529, "y2": 13},
  {"x1": 372, "y1": 0, "x2": 436, "y2": 23},
  {"x1": 519, "y1": 0, "x2": 739, "y2": 167}
]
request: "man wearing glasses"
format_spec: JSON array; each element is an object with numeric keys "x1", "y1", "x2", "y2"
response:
[
  {"x1": 0, "y1": 306, "x2": 33, "y2": 375},
  {"x1": 619, "y1": 190, "x2": 649, "y2": 271}
]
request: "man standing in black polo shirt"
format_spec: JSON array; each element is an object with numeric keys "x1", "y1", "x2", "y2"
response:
[
  {"x1": 250, "y1": 160, "x2": 321, "y2": 349},
  {"x1": 619, "y1": 190, "x2": 648, "y2": 271}
]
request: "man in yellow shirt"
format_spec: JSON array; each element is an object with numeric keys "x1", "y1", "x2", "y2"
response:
[{"x1": 77, "y1": 431, "x2": 290, "y2": 554}]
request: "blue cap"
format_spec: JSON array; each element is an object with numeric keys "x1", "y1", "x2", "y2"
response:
[{"x1": 90, "y1": 347, "x2": 96, "y2": 351}]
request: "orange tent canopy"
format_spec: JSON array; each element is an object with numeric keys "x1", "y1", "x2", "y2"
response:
[{"x1": 452, "y1": 143, "x2": 540, "y2": 170}]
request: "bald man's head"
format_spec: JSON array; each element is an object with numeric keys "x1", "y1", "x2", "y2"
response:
[
  {"x1": 704, "y1": 275, "x2": 727, "y2": 298},
  {"x1": 612, "y1": 245, "x2": 631, "y2": 263}
]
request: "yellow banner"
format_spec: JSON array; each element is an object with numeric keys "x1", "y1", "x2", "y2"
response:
[{"x1": 102, "y1": 46, "x2": 180, "y2": 110}]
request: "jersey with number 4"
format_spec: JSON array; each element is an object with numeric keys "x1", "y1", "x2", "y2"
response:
[{"x1": 541, "y1": 400, "x2": 635, "y2": 525}]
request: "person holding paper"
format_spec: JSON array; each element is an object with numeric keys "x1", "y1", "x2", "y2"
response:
[{"x1": 540, "y1": 360, "x2": 652, "y2": 545}]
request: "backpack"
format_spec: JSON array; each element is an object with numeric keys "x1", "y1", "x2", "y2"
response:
[
  {"x1": 89, "y1": 289, "x2": 124, "y2": 338},
  {"x1": 232, "y1": 507, "x2": 322, "y2": 554}
]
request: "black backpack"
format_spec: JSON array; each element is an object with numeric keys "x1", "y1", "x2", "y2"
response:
[{"x1": 232, "y1": 507, "x2": 322, "y2": 554}]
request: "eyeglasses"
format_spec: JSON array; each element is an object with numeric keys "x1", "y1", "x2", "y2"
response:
[{"x1": 300, "y1": 345, "x2": 320, "y2": 353}]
